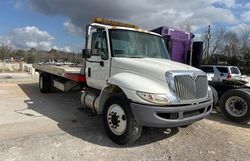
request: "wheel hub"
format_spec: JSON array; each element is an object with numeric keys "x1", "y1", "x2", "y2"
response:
[
  {"x1": 107, "y1": 104, "x2": 127, "y2": 135},
  {"x1": 234, "y1": 101, "x2": 243, "y2": 110},
  {"x1": 225, "y1": 96, "x2": 248, "y2": 117},
  {"x1": 110, "y1": 112, "x2": 119, "y2": 127}
]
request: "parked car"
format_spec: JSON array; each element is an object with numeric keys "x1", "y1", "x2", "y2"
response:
[{"x1": 200, "y1": 65, "x2": 244, "y2": 82}]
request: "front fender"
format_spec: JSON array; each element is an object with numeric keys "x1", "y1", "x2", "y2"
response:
[
  {"x1": 97, "y1": 72, "x2": 169, "y2": 114},
  {"x1": 108, "y1": 72, "x2": 169, "y2": 99},
  {"x1": 109, "y1": 72, "x2": 168, "y2": 93}
]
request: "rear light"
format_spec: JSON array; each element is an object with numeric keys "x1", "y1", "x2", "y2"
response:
[{"x1": 227, "y1": 73, "x2": 231, "y2": 79}]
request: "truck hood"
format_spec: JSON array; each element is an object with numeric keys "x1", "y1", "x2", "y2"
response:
[{"x1": 112, "y1": 57, "x2": 200, "y2": 82}]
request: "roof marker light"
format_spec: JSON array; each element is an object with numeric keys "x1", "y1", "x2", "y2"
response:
[{"x1": 91, "y1": 17, "x2": 139, "y2": 29}]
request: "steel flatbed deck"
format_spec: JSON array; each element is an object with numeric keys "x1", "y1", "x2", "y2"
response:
[{"x1": 33, "y1": 64, "x2": 86, "y2": 82}]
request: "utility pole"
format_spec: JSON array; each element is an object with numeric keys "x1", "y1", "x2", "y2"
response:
[{"x1": 206, "y1": 25, "x2": 211, "y2": 63}]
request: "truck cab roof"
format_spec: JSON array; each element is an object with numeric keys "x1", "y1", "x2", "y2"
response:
[{"x1": 90, "y1": 17, "x2": 160, "y2": 37}]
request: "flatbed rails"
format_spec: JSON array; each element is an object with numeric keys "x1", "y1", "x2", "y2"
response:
[{"x1": 33, "y1": 64, "x2": 86, "y2": 82}]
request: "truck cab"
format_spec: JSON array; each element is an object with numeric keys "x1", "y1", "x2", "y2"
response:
[{"x1": 81, "y1": 18, "x2": 213, "y2": 144}]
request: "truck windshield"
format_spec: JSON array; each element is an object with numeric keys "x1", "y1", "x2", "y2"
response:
[{"x1": 109, "y1": 29, "x2": 170, "y2": 59}]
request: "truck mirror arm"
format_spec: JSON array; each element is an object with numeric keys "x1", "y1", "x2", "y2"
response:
[{"x1": 83, "y1": 49, "x2": 104, "y2": 67}]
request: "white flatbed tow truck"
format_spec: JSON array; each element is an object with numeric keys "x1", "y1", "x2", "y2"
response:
[{"x1": 34, "y1": 18, "x2": 213, "y2": 145}]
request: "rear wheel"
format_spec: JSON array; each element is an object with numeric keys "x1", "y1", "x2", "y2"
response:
[
  {"x1": 39, "y1": 73, "x2": 52, "y2": 93},
  {"x1": 242, "y1": 88, "x2": 250, "y2": 94},
  {"x1": 103, "y1": 94, "x2": 142, "y2": 145},
  {"x1": 220, "y1": 89, "x2": 250, "y2": 123}
]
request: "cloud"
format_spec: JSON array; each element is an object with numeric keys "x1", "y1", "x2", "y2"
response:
[
  {"x1": 230, "y1": 23, "x2": 250, "y2": 33},
  {"x1": 244, "y1": 2, "x2": 250, "y2": 9},
  {"x1": 189, "y1": 6, "x2": 237, "y2": 25},
  {"x1": 28, "y1": 0, "x2": 238, "y2": 31},
  {"x1": 53, "y1": 45, "x2": 72, "y2": 52},
  {"x1": 240, "y1": 10, "x2": 250, "y2": 23},
  {"x1": 209, "y1": 0, "x2": 235, "y2": 8},
  {"x1": 63, "y1": 21, "x2": 83, "y2": 36},
  {"x1": 0, "y1": 26, "x2": 73, "y2": 52},
  {"x1": 0, "y1": 26, "x2": 53, "y2": 50}
]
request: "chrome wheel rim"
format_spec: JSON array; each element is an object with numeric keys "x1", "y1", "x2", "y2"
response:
[
  {"x1": 107, "y1": 104, "x2": 127, "y2": 135},
  {"x1": 225, "y1": 96, "x2": 248, "y2": 117}
]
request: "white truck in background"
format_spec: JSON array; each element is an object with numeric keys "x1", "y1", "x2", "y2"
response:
[{"x1": 34, "y1": 18, "x2": 213, "y2": 145}]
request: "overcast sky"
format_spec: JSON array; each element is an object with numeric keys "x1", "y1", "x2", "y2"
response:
[{"x1": 0, "y1": 0, "x2": 249, "y2": 52}]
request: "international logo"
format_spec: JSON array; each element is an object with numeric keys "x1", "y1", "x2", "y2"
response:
[{"x1": 191, "y1": 72, "x2": 197, "y2": 80}]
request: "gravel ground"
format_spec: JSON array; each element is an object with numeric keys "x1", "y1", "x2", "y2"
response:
[{"x1": 0, "y1": 74, "x2": 249, "y2": 161}]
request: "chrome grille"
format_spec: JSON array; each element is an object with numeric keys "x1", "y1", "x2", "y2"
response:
[{"x1": 174, "y1": 74, "x2": 208, "y2": 100}]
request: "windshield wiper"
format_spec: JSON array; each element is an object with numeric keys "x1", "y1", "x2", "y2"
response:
[
  {"x1": 115, "y1": 55, "x2": 144, "y2": 58},
  {"x1": 125, "y1": 56, "x2": 144, "y2": 58}
]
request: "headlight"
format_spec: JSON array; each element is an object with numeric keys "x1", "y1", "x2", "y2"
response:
[
  {"x1": 136, "y1": 91, "x2": 170, "y2": 105},
  {"x1": 208, "y1": 86, "x2": 213, "y2": 99}
]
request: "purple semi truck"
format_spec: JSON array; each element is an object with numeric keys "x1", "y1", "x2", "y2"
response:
[{"x1": 151, "y1": 26, "x2": 203, "y2": 68}]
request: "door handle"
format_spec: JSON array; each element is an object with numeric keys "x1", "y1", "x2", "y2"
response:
[
  {"x1": 88, "y1": 68, "x2": 91, "y2": 77},
  {"x1": 100, "y1": 61, "x2": 104, "y2": 67}
]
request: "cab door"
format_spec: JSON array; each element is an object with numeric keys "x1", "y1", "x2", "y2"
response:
[{"x1": 86, "y1": 30, "x2": 110, "y2": 90}]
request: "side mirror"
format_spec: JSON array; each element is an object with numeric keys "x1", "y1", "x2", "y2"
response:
[{"x1": 82, "y1": 49, "x2": 91, "y2": 58}]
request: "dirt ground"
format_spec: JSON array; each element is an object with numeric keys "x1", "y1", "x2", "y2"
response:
[{"x1": 0, "y1": 74, "x2": 249, "y2": 161}]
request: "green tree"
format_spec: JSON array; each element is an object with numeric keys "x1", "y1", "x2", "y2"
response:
[
  {"x1": 15, "y1": 50, "x2": 25, "y2": 59},
  {"x1": 25, "y1": 52, "x2": 35, "y2": 63},
  {"x1": 48, "y1": 48, "x2": 57, "y2": 60}
]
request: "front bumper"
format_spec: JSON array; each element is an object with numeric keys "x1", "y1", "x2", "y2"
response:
[{"x1": 131, "y1": 99, "x2": 213, "y2": 127}]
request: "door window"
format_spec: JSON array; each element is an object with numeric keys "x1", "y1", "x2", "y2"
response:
[
  {"x1": 216, "y1": 67, "x2": 228, "y2": 73},
  {"x1": 201, "y1": 66, "x2": 214, "y2": 73},
  {"x1": 91, "y1": 31, "x2": 109, "y2": 60}
]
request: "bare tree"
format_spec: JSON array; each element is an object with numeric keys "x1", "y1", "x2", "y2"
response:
[
  {"x1": 201, "y1": 24, "x2": 250, "y2": 66},
  {"x1": 0, "y1": 43, "x2": 12, "y2": 61},
  {"x1": 202, "y1": 26, "x2": 227, "y2": 59},
  {"x1": 223, "y1": 31, "x2": 239, "y2": 58}
]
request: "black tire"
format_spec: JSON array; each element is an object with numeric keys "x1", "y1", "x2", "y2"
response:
[
  {"x1": 180, "y1": 124, "x2": 192, "y2": 128},
  {"x1": 103, "y1": 94, "x2": 142, "y2": 145},
  {"x1": 39, "y1": 73, "x2": 52, "y2": 93},
  {"x1": 219, "y1": 89, "x2": 250, "y2": 123},
  {"x1": 242, "y1": 88, "x2": 250, "y2": 94},
  {"x1": 210, "y1": 85, "x2": 220, "y2": 112}
]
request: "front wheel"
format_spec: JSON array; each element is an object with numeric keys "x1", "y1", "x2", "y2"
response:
[
  {"x1": 220, "y1": 89, "x2": 250, "y2": 123},
  {"x1": 103, "y1": 94, "x2": 142, "y2": 145}
]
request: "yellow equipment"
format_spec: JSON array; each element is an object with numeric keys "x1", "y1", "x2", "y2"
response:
[{"x1": 91, "y1": 17, "x2": 139, "y2": 29}]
